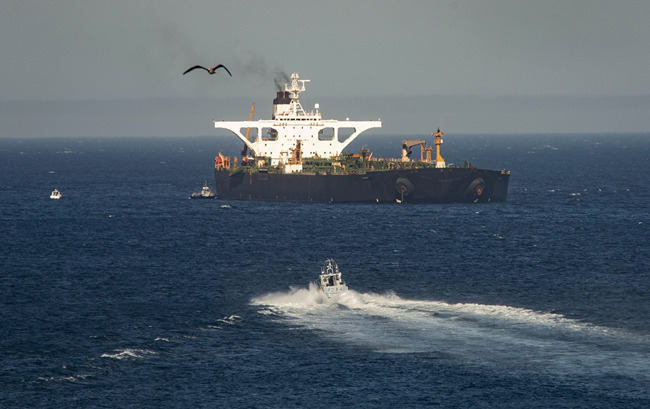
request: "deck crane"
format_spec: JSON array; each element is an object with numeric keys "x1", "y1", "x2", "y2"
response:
[{"x1": 241, "y1": 103, "x2": 255, "y2": 164}]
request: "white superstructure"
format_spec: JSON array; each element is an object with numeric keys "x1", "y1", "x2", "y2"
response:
[
  {"x1": 214, "y1": 73, "x2": 381, "y2": 166},
  {"x1": 317, "y1": 258, "x2": 348, "y2": 298}
]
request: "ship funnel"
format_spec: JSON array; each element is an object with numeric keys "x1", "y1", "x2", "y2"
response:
[{"x1": 273, "y1": 89, "x2": 291, "y2": 119}]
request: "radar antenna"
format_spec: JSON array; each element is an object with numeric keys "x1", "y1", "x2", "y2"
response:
[{"x1": 284, "y1": 73, "x2": 310, "y2": 116}]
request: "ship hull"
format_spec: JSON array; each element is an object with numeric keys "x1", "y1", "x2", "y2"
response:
[{"x1": 214, "y1": 167, "x2": 509, "y2": 204}]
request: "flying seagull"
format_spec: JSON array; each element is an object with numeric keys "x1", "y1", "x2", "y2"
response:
[{"x1": 183, "y1": 64, "x2": 232, "y2": 76}]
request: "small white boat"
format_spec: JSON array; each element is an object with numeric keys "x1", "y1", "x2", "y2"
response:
[
  {"x1": 50, "y1": 189, "x2": 62, "y2": 200},
  {"x1": 190, "y1": 181, "x2": 216, "y2": 199},
  {"x1": 317, "y1": 258, "x2": 348, "y2": 298}
]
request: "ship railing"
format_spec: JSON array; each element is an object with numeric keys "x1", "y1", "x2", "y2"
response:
[{"x1": 273, "y1": 118, "x2": 323, "y2": 127}]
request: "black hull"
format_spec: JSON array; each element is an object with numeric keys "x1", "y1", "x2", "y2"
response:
[{"x1": 214, "y1": 168, "x2": 509, "y2": 204}]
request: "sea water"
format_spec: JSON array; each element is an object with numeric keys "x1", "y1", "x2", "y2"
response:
[{"x1": 1, "y1": 134, "x2": 648, "y2": 408}]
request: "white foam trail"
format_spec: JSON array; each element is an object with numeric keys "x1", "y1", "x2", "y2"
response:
[
  {"x1": 100, "y1": 348, "x2": 157, "y2": 360},
  {"x1": 253, "y1": 283, "x2": 330, "y2": 307},
  {"x1": 208, "y1": 315, "x2": 243, "y2": 329},
  {"x1": 252, "y1": 287, "x2": 650, "y2": 382},
  {"x1": 37, "y1": 374, "x2": 92, "y2": 383},
  {"x1": 217, "y1": 314, "x2": 242, "y2": 324}
]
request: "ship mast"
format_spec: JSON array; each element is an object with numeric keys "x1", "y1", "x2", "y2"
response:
[
  {"x1": 433, "y1": 128, "x2": 445, "y2": 168},
  {"x1": 285, "y1": 73, "x2": 310, "y2": 117}
]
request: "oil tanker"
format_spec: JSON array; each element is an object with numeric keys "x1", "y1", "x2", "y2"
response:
[{"x1": 213, "y1": 73, "x2": 509, "y2": 204}]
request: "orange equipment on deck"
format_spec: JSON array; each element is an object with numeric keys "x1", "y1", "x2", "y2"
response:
[
  {"x1": 241, "y1": 103, "x2": 255, "y2": 165},
  {"x1": 215, "y1": 152, "x2": 231, "y2": 170},
  {"x1": 433, "y1": 128, "x2": 445, "y2": 168}
]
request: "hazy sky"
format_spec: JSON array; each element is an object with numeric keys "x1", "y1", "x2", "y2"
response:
[{"x1": 2, "y1": 0, "x2": 650, "y2": 136}]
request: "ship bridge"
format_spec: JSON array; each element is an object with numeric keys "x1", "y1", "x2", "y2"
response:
[{"x1": 214, "y1": 73, "x2": 381, "y2": 165}]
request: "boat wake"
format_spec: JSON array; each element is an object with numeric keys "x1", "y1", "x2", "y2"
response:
[{"x1": 252, "y1": 287, "x2": 650, "y2": 385}]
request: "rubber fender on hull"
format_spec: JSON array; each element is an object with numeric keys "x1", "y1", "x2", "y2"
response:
[
  {"x1": 464, "y1": 177, "x2": 485, "y2": 198},
  {"x1": 395, "y1": 178, "x2": 415, "y2": 200}
]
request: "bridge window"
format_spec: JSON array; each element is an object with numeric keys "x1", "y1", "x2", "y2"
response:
[
  {"x1": 338, "y1": 128, "x2": 355, "y2": 142},
  {"x1": 239, "y1": 127, "x2": 258, "y2": 142},
  {"x1": 319, "y1": 127, "x2": 335, "y2": 141},
  {"x1": 262, "y1": 127, "x2": 278, "y2": 141}
]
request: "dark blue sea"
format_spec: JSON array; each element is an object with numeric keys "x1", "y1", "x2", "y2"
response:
[{"x1": 1, "y1": 134, "x2": 649, "y2": 408}]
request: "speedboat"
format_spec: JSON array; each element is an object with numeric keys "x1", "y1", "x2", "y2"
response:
[
  {"x1": 50, "y1": 189, "x2": 62, "y2": 200},
  {"x1": 190, "y1": 182, "x2": 216, "y2": 199},
  {"x1": 317, "y1": 258, "x2": 348, "y2": 298}
]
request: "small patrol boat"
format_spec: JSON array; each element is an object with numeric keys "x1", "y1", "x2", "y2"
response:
[
  {"x1": 50, "y1": 189, "x2": 62, "y2": 200},
  {"x1": 190, "y1": 182, "x2": 215, "y2": 199},
  {"x1": 318, "y1": 259, "x2": 348, "y2": 298}
]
